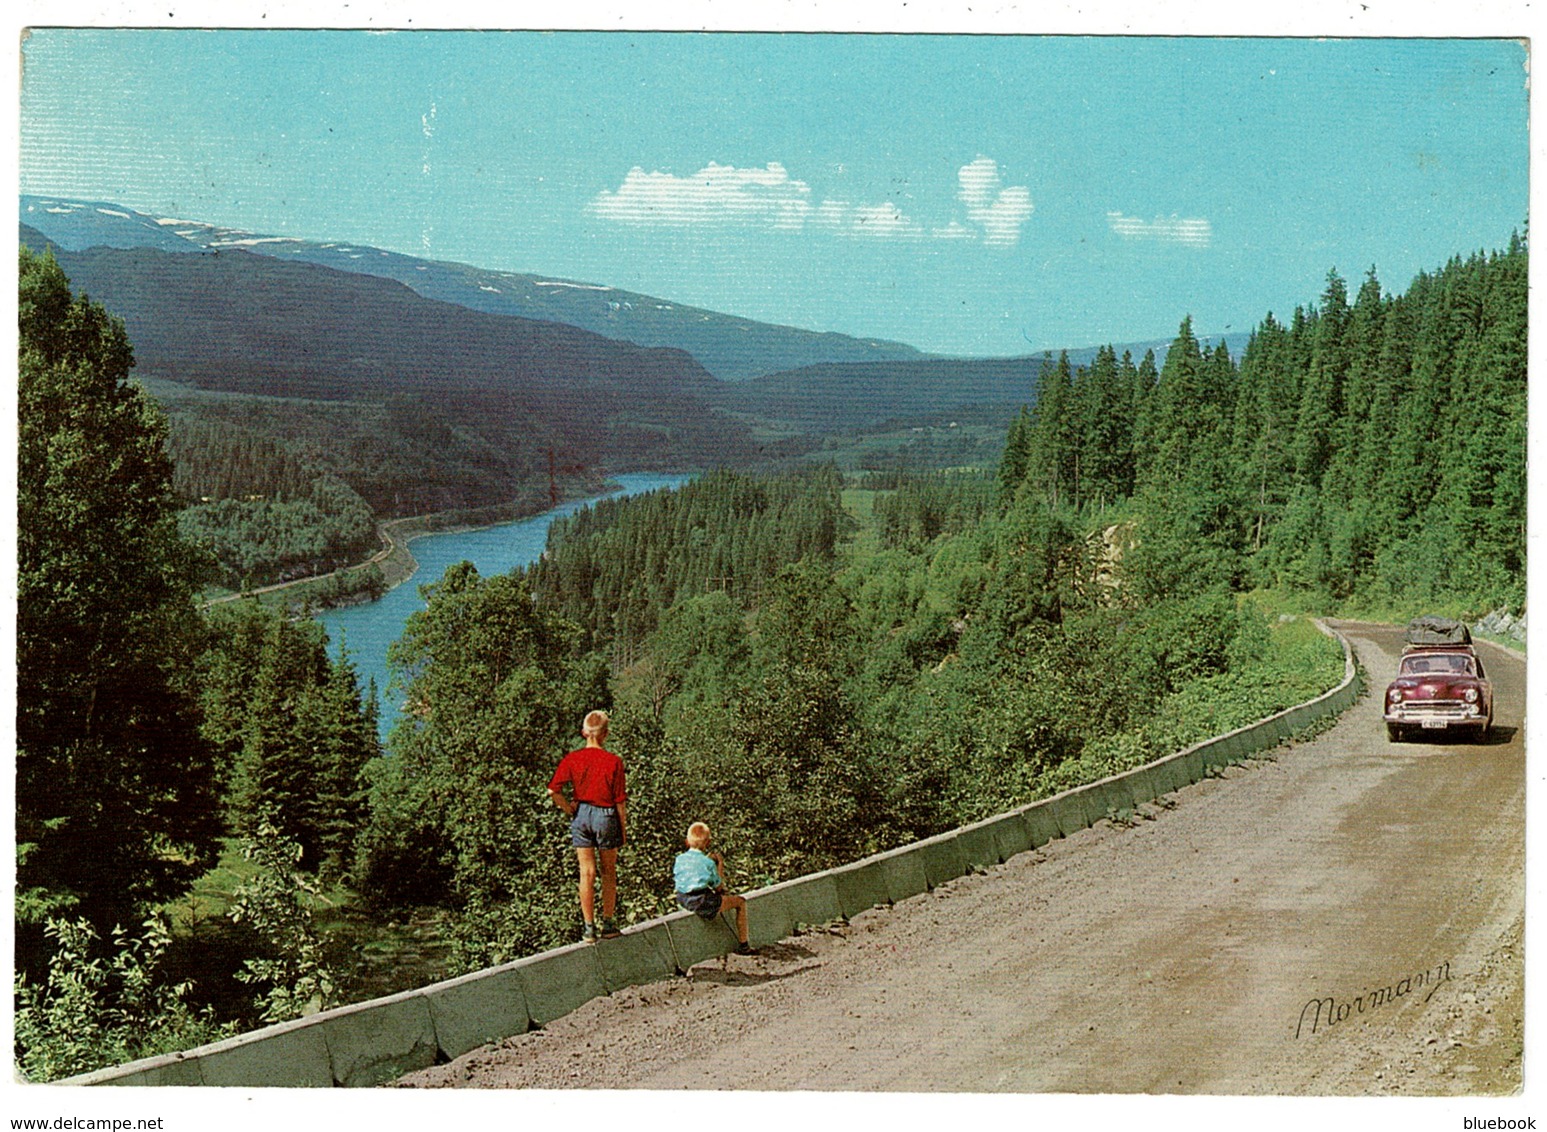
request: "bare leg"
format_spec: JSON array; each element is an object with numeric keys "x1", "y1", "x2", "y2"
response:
[
  {"x1": 721, "y1": 892, "x2": 749, "y2": 943},
  {"x1": 599, "y1": 848, "x2": 619, "y2": 920},
  {"x1": 576, "y1": 848, "x2": 598, "y2": 923}
]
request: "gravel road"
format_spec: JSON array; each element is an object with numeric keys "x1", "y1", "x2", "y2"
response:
[{"x1": 400, "y1": 621, "x2": 1524, "y2": 1094}]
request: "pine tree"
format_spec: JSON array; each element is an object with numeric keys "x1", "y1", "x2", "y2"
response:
[
  {"x1": 996, "y1": 405, "x2": 1033, "y2": 503},
  {"x1": 1231, "y1": 314, "x2": 1297, "y2": 556},
  {"x1": 17, "y1": 248, "x2": 221, "y2": 959},
  {"x1": 1025, "y1": 352, "x2": 1075, "y2": 507},
  {"x1": 1144, "y1": 317, "x2": 1208, "y2": 489}
]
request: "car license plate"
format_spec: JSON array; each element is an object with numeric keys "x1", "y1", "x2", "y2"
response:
[{"x1": 1422, "y1": 719, "x2": 1448, "y2": 729}]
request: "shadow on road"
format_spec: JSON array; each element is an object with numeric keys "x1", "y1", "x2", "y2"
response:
[
  {"x1": 688, "y1": 964, "x2": 821, "y2": 988},
  {"x1": 1391, "y1": 724, "x2": 1518, "y2": 747},
  {"x1": 686, "y1": 943, "x2": 822, "y2": 988}
]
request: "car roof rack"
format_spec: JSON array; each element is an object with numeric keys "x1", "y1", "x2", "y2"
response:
[{"x1": 1403, "y1": 615, "x2": 1472, "y2": 648}]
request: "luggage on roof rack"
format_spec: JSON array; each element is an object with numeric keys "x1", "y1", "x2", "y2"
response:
[{"x1": 1404, "y1": 615, "x2": 1472, "y2": 648}]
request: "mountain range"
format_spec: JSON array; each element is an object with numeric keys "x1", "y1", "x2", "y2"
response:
[
  {"x1": 20, "y1": 194, "x2": 1248, "y2": 479},
  {"x1": 21, "y1": 195, "x2": 925, "y2": 382}
]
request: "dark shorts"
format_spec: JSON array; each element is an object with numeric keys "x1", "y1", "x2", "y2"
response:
[
  {"x1": 570, "y1": 803, "x2": 623, "y2": 850},
  {"x1": 676, "y1": 888, "x2": 723, "y2": 919}
]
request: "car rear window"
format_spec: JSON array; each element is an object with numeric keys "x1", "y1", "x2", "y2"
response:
[{"x1": 1400, "y1": 654, "x2": 1475, "y2": 676}]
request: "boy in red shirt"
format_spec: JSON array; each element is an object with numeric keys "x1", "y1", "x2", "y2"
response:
[{"x1": 547, "y1": 710, "x2": 627, "y2": 942}]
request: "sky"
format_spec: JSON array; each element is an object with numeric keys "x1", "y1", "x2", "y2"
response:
[
  {"x1": 17, "y1": 25, "x2": 1529, "y2": 358},
  {"x1": 5, "y1": 6, "x2": 1545, "y2": 1130}
]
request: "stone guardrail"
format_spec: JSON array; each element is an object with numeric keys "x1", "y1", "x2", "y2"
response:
[{"x1": 62, "y1": 621, "x2": 1361, "y2": 1088}]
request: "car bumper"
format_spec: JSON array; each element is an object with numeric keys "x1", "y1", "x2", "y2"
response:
[{"x1": 1385, "y1": 706, "x2": 1488, "y2": 732}]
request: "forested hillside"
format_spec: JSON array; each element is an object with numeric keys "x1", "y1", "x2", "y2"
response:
[
  {"x1": 998, "y1": 238, "x2": 1527, "y2": 614},
  {"x1": 527, "y1": 466, "x2": 853, "y2": 665},
  {"x1": 149, "y1": 380, "x2": 610, "y2": 590},
  {"x1": 16, "y1": 235, "x2": 1525, "y2": 1079},
  {"x1": 18, "y1": 226, "x2": 757, "y2": 591}
]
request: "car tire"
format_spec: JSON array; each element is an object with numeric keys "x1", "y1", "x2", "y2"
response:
[{"x1": 1387, "y1": 724, "x2": 1404, "y2": 743}]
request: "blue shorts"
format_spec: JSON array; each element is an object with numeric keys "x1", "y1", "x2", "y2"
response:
[
  {"x1": 677, "y1": 888, "x2": 723, "y2": 919},
  {"x1": 570, "y1": 803, "x2": 623, "y2": 850}
]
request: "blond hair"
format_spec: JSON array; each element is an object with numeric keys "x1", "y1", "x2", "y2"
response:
[
  {"x1": 581, "y1": 709, "x2": 610, "y2": 739},
  {"x1": 685, "y1": 821, "x2": 711, "y2": 849}
]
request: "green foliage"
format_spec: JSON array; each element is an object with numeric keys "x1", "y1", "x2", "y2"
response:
[
  {"x1": 378, "y1": 562, "x2": 607, "y2": 965},
  {"x1": 980, "y1": 493, "x2": 1093, "y2": 631},
  {"x1": 1257, "y1": 247, "x2": 1525, "y2": 611},
  {"x1": 352, "y1": 756, "x2": 455, "y2": 909},
  {"x1": 178, "y1": 473, "x2": 377, "y2": 589},
  {"x1": 167, "y1": 415, "x2": 313, "y2": 502},
  {"x1": 14, "y1": 916, "x2": 230, "y2": 1082},
  {"x1": 199, "y1": 602, "x2": 379, "y2": 875},
  {"x1": 992, "y1": 239, "x2": 1525, "y2": 618},
  {"x1": 226, "y1": 828, "x2": 339, "y2": 1023},
  {"x1": 527, "y1": 464, "x2": 853, "y2": 665},
  {"x1": 144, "y1": 375, "x2": 598, "y2": 522},
  {"x1": 623, "y1": 590, "x2": 751, "y2": 720},
  {"x1": 1056, "y1": 616, "x2": 1343, "y2": 789},
  {"x1": 873, "y1": 469, "x2": 995, "y2": 552},
  {"x1": 17, "y1": 247, "x2": 221, "y2": 967}
]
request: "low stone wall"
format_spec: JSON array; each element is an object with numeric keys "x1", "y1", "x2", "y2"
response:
[{"x1": 64, "y1": 621, "x2": 1361, "y2": 1088}]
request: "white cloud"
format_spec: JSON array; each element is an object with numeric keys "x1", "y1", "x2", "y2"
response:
[
  {"x1": 957, "y1": 157, "x2": 1002, "y2": 210},
  {"x1": 813, "y1": 199, "x2": 852, "y2": 229},
  {"x1": 589, "y1": 157, "x2": 1033, "y2": 245},
  {"x1": 589, "y1": 162, "x2": 819, "y2": 228},
  {"x1": 589, "y1": 162, "x2": 928, "y2": 240},
  {"x1": 1106, "y1": 211, "x2": 1213, "y2": 248},
  {"x1": 957, "y1": 157, "x2": 1034, "y2": 247}
]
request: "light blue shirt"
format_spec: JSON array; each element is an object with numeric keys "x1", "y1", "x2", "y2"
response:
[{"x1": 673, "y1": 848, "x2": 721, "y2": 894}]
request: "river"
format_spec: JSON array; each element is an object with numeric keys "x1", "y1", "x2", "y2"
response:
[{"x1": 317, "y1": 472, "x2": 692, "y2": 739}]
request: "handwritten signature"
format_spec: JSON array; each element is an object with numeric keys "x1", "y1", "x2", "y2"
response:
[{"x1": 1296, "y1": 960, "x2": 1452, "y2": 1038}]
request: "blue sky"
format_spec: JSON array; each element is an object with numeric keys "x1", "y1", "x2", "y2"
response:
[{"x1": 19, "y1": 29, "x2": 1529, "y2": 357}]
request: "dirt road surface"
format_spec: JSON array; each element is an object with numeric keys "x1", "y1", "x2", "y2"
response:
[{"x1": 401, "y1": 622, "x2": 1524, "y2": 1094}]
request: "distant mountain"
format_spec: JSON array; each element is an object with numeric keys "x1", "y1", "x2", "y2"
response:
[
  {"x1": 712, "y1": 334, "x2": 1248, "y2": 433},
  {"x1": 22, "y1": 224, "x2": 757, "y2": 480},
  {"x1": 20, "y1": 195, "x2": 925, "y2": 380},
  {"x1": 20, "y1": 197, "x2": 204, "y2": 254},
  {"x1": 713, "y1": 356, "x2": 1054, "y2": 432},
  {"x1": 20, "y1": 194, "x2": 1251, "y2": 451}
]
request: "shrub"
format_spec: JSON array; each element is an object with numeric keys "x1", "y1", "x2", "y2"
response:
[
  {"x1": 226, "y1": 827, "x2": 338, "y2": 1023},
  {"x1": 14, "y1": 916, "x2": 229, "y2": 1082}
]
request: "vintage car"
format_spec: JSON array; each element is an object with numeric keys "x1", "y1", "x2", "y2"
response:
[{"x1": 1384, "y1": 626, "x2": 1493, "y2": 742}]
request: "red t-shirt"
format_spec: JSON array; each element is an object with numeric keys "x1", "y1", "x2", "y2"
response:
[{"x1": 548, "y1": 746, "x2": 627, "y2": 808}]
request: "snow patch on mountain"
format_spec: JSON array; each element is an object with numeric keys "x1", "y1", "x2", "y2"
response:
[
  {"x1": 210, "y1": 236, "x2": 303, "y2": 247},
  {"x1": 535, "y1": 280, "x2": 612, "y2": 292}
]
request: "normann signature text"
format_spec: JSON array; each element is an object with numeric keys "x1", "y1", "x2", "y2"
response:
[{"x1": 1295, "y1": 960, "x2": 1452, "y2": 1038}]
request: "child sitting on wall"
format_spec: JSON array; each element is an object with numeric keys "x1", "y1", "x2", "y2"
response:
[{"x1": 673, "y1": 822, "x2": 756, "y2": 955}]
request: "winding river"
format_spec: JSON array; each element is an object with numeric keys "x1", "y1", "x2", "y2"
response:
[{"x1": 317, "y1": 472, "x2": 692, "y2": 738}]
